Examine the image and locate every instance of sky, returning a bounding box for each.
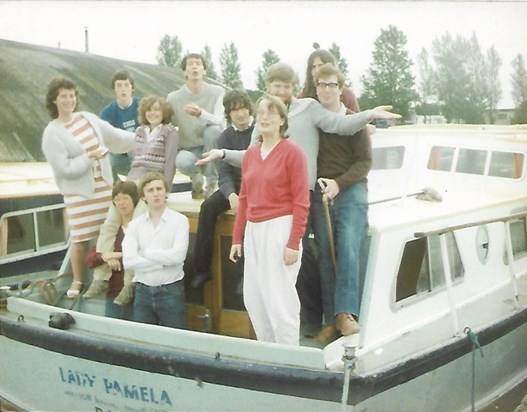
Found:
[0,0,526,108]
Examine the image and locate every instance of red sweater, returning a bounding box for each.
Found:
[233,139,310,250]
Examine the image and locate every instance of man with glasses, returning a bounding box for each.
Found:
[311,63,372,344]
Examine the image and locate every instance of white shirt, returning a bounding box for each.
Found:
[123,207,189,286]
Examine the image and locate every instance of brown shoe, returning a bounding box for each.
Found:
[336,313,360,336]
[315,324,339,345]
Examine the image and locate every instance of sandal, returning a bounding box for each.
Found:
[66,281,83,299]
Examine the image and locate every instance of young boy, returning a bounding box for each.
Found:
[167,53,225,199]
[100,69,140,180]
[122,172,189,328]
[191,89,254,288]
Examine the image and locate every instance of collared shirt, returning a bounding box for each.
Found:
[122,207,189,287]
[144,124,163,142]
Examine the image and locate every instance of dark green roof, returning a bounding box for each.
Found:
[0,38,191,161]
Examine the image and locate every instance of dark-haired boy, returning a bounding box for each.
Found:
[167,53,225,199]
[191,89,254,288]
[100,69,140,180]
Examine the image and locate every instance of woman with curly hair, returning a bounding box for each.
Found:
[42,76,135,298]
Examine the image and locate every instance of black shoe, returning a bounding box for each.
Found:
[191,273,211,288]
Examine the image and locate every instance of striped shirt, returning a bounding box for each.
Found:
[63,114,112,243]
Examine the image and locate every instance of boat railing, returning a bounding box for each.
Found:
[0,203,69,265]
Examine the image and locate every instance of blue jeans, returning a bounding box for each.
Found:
[311,184,368,324]
[105,297,134,321]
[110,153,132,181]
[175,126,221,184]
[134,281,186,329]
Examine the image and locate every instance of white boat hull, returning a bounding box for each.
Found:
[1,297,525,411]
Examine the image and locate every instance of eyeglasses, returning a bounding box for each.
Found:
[316,82,339,90]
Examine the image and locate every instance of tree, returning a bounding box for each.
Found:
[511,54,527,108]
[359,25,417,121]
[156,35,182,68]
[484,46,502,124]
[219,42,243,89]
[415,48,440,123]
[426,32,502,124]
[255,49,280,92]
[201,44,219,81]
[328,42,350,86]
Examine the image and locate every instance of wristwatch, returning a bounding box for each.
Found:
[221,149,226,159]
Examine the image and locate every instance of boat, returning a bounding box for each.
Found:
[1,124,526,411]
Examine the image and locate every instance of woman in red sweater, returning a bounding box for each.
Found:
[230,94,310,345]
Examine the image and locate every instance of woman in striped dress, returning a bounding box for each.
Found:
[42,77,135,298]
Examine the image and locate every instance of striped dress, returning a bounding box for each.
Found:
[63,114,113,243]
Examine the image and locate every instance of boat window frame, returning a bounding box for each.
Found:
[427,145,524,179]
[394,232,464,305]
[371,145,406,171]
[0,203,69,264]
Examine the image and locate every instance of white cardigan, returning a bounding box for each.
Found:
[42,111,135,198]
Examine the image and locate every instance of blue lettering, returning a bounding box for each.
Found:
[160,390,172,406]
[124,384,139,400]
[140,386,149,402]
[58,368,95,387]
[102,377,172,406]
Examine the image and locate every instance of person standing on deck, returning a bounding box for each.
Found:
[296,47,363,335]
[311,63,372,344]
[42,76,135,299]
[230,95,310,345]
[167,53,225,199]
[99,69,140,180]
[122,172,189,329]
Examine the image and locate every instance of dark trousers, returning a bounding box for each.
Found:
[194,190,230,276]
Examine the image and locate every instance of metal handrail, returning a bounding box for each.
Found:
[414,210,527,238]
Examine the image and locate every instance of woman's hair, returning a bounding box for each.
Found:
[45,76,79,119]
[138,96,173,126]
[314,63,346,89]
[255,94,289,138]
[223,89,253,122]
[139,172,169,197]
[112,180,140,207]
[111,69,135,89]
[301,49,337,100]
[265,62,295,85]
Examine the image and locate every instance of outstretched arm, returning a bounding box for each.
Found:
[365,105,401,121]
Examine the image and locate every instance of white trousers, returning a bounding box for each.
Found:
[243,215,302,345]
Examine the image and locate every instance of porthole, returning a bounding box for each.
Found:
[476,226,489,263]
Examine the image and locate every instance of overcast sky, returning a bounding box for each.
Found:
[0,1,526,108]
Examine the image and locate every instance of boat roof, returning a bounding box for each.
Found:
[0,162,59,199]
[368,186,527,235]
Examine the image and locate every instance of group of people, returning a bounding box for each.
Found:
[42,49,400,343]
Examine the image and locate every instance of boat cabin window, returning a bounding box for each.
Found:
[395,233,464,302]
[456,149,487,175]
[427,146,455,171]
[505,218,527,263]
[428,146,524,179]
[372,146,405,170]
[0,206,67,258]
